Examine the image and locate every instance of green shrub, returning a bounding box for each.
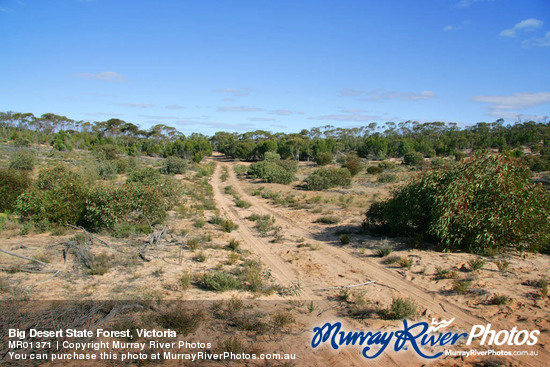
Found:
[227,239,240,251]
[221,219,238,233]
[434,267,458,280]
[277,159,298,173]
[379,297,418,320]
[377,173,398,183]
[398,256,413,269]
[494,259,509,273]
[84,181,176,230]
[374,244,392,257]
[247,161,295,184]
[235,199,251,208]
[453,280,472,294]
[304,167,351,190]
[9,149,37,171]
[468,257,485,272]
[343,155,363,176]
[160,156,187,174]
[156,306,204,335]
[489,294,510,305]
[127,167,162,184]
[200,271,240,292]
[114,158,130,174]
[367,166,383,175]
[16,165,87,228]
[383,255,401,265]
[339,234,350,244]
[364,154,550,254]
[378,161,396,170]
[264,151,280,161]
[97,161,117,180]
[0,168,31,212]
[97,144,120,161]
[403,151,424,166]
[314,151,333,166]
[314,216,339,224]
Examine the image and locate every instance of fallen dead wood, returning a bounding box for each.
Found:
[0,265,58,274]
[66,224,111,248]
[314,280,376,291]
[0,248,48,266]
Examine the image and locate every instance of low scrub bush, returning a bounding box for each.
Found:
[0,168,31,212]
[374,244,392,257]
[314,216,339,224]
[364,154,550,254]
[377,173,398,183]
[489,294,510,305]
[221,219,238,233]
[379,297,418,320]
[160,156,187,174]
[468,257,485,272]
[16,165,87,228]
[97,161,117,180]
[9,149,37,171]
[343,155,363,176]
[314,151,333,166]
[366,166,383,175]
[340,234,350,244]
[453,279,472,294]
[247,161,295,184]
[403,151,424,166]
[157,306,204,335]
[304,167,351,190]
[200,271,240,292]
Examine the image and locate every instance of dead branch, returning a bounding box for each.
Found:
[66,224,110,248]
[0,265,58,274]
[314,280,376,291]
[0,248,48,266]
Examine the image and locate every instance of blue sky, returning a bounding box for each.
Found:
[1,0,549,135]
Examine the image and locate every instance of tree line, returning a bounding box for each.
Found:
[1,112,550,170]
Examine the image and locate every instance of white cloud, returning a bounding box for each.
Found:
[0,6,13,12]
[249,117,276,122]
[340,108,368,113]
[472,92,550,120]
[500,18,543,38]
[165,104,185,109]
[269,110,296,116]
[472,92,550,110]
[522,31,550,48]
[214,88,252,97]
[114,102,154,108]
[138,115,178,119]
[308,114,382,122]
[444,25,459,32]
[365,90,436,101]
[339,88,364,97]
[75,71,127,82]
[84,112,123,117]
[455,0,496,9]
[218,106,263,112]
